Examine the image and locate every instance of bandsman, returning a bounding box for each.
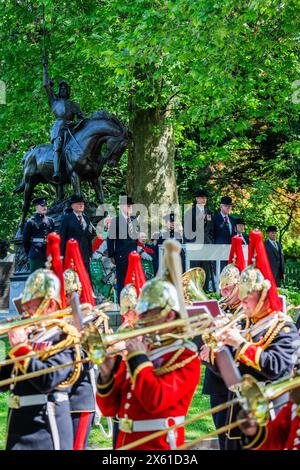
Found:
[0,268,81,450]
[96,277,201,450]
[200,235,245,450]
[219,230,298,449]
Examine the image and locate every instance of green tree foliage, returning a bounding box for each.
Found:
[0,0,299,255]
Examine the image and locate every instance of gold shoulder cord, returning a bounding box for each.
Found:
[261,321,286,350]
[246,318,283,346]
[154,349,198,376]
[39,320,82,389]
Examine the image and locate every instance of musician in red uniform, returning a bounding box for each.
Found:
[96,277,201,450]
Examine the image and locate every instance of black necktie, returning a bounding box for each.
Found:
[77,215,83,227]
[224,215,230,233]
[127,217,133,237]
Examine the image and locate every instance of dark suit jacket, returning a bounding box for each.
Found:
[234,232,249,245]
[107,215,139,266]
[183,205,214,244]
[213,212,236,244]
[59,211,95,267]
[265,239,285,286]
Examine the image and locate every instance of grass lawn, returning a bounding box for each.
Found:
[0,366,214,450]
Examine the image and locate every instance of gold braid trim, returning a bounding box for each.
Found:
[246,318,285,348]
[261,321,286,351]
[56,342,82,390]
[38,320,81,360]
[39,320,82,390]
[154,352,198,376]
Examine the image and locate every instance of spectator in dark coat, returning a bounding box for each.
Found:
[184,189,215,291]
[107,196,139,302]
[213,196,236,272]
[265,225,285,287]
[234,217,249,245]
[213,196,236,244]
[59,194,95,277]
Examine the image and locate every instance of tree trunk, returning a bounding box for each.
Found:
[127,106,178,209]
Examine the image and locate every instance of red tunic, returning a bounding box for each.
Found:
[96,344,200,450]
[244,401,300,450]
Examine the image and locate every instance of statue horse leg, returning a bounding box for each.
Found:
[55,183,65,201]
[91,176,104,204]
[70,170,81,195]
[20,181,36,231]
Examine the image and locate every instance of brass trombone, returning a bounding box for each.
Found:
[82,311,213,365]
[0,301,112,369]
[202,310,246,350]
[0,307,73,337]
[118,372,300,450]
[0,311,213,388]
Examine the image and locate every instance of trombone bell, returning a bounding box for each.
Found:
[240,373,300,426]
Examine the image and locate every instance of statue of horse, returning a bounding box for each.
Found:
[13,111,129,229]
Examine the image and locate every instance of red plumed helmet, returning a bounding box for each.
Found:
[247,229,281,311]
[228,235,246,272]
[124,251,146,296]
[64,239,95,305]
[46,232,67,309]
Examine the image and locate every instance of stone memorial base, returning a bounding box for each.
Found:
[9,273,29,315]
[0,260,14,313]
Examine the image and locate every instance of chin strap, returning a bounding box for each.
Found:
[250,287,269,320]
[32,298,51,318]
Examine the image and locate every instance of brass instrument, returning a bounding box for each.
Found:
[240,373,300,426]
[0,311,213,387]
[182,267,207,304]
[182,266,246,350]
[82,311,213,365]
[118,372,300,450]
[0,300,112,336]
[202,310,246,350]
[0,300,112,368]
[0,307,73,337]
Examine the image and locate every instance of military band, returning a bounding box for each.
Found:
[1,228,300,451]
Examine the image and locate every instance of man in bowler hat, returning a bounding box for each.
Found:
[234,217,249,245]
[107,195,139,302]
[184,189,214,291]
[59,194,96,277]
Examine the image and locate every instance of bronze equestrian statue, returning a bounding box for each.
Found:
[14,109,128,229]
[13,61,129,230]
[42,57,84,183]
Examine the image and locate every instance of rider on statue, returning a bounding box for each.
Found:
[42,57,84,183]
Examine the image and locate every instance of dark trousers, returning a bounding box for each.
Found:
[112,418,119,449]
[116,261,128,302]
[210,394,229,450]
[29,258,46,273]
[71,411,94,450]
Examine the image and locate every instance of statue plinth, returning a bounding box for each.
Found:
[9,232,30,315]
